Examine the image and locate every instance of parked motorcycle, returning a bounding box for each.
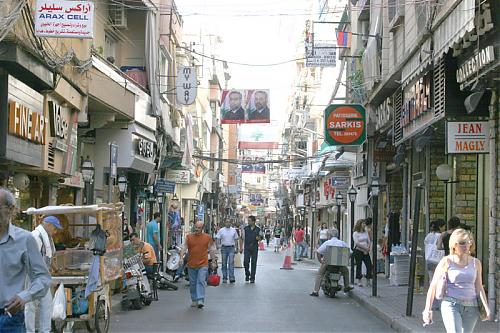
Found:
[122,254,153,310]
[321,265,344,298]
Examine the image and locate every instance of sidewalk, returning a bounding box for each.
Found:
[350,275,499,333]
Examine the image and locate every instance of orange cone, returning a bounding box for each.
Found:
[280,241,294,270]
[259,241,265,251]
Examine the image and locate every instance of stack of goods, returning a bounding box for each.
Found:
[389,253,410,286]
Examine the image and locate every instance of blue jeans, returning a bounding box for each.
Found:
[0,311,26,333]
[294,241,306,260]
[187,266,208,302]
[221,246,235,281]
[441,300,479,333]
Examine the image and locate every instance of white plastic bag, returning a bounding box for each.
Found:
[52,283,67,320]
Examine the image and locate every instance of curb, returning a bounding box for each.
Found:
[350,290,421,333]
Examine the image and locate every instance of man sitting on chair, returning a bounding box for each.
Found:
[131,232,157,275]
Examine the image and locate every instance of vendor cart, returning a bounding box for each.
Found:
[25,204,123,333]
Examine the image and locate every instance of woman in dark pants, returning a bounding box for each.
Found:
[352,219,372,287]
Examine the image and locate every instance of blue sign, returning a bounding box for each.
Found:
[155,178,176,194]
[197,203,205,221]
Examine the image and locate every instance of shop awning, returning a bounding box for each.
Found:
[433,0,475,60]
[401,39,432,86]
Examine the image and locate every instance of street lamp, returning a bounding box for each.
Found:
[335,192,343,238]
[118,176,127,202]
[347,185,357,284]
[370,177,380,297]
[81,156,94,205]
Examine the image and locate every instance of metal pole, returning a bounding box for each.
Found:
[350,201,355,284]
[372,193,378,297]
[336,204,341,239]
[406,184,423,316]
[310,208,315,259]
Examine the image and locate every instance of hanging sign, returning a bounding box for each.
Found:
[166,169,190,184]
[176,65,197,105]
[34,0,94,39]
[324,104,366,146]
[447,121,489,154]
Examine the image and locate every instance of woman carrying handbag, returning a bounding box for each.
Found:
[423,229,491,332]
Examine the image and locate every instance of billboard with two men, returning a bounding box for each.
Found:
[221,89,270,124]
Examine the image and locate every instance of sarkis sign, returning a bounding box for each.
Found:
[324,104,366,146]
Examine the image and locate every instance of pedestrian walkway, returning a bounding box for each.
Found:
[110,248,393,332]
[350,274,499,333]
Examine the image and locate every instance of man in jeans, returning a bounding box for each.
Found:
[294,226,306,261]
[0,189,51,332]
[215,219,239,283]
[179,220,217,308]
[240,216,262,283]
[25,216,62,333]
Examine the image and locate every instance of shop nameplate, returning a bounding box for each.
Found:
[48,101,69,140]
[456,46,495,85]
[324,104,367,146]
[52,138,68,152]
[136,138,155,158]
[166,170,190,184]
[375,97,393,131]
[8,101,47,145]
[176,65,197,105]
[155,178,176,193]
[400,72,433,140]
[447,121,489,154]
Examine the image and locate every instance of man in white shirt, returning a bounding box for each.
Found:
[215,219,239,283]
[310,228,353,296]
[25,215,62,333]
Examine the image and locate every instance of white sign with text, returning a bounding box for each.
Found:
[447,121,489,154]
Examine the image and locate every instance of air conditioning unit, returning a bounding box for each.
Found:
[109,3,127,29]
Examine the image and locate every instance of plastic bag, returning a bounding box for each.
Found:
[52,283,66,320]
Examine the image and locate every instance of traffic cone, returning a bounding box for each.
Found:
[259,241,265,251]
[280,241,294,270]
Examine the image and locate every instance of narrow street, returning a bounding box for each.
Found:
[110,249,393,332]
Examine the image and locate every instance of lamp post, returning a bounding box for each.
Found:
[118,176,127,243]
[335,192,343,238]
[81,156,95,205]
[347,185,357,284]
[370,177,380,297]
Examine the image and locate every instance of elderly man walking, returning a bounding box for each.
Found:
[25,215,62,333]
[0,189,52,332]
[179,220,218,308]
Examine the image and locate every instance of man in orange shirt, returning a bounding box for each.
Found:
[179,220,218,308]
[130,233,157,275]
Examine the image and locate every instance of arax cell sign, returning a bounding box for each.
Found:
[324,104,366,146]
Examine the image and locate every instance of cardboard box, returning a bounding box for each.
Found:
[324,246,350,266]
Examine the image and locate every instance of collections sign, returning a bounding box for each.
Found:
[447,121,489,154]
[166,170,190,184]
[324,104,366,146]
[8,101,47,145]
[34,0,94,39]
[456,46,495,85]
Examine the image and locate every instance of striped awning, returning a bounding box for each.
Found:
[434,0,475,60]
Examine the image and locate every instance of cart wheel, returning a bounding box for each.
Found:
[94,300,110,333]
[52,319,66,333]
[131,298,142,310]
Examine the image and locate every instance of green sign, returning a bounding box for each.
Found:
[324,104,367,146]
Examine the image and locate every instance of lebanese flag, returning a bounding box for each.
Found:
[337,31,351,47]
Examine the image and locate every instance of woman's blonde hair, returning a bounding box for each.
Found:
[449,228,475,255]
[353,219,365,233]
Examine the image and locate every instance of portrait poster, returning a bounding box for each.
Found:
[221,89,270,124]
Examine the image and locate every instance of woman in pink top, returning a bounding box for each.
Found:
[423,229,491,332]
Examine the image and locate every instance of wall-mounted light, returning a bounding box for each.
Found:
[436,164,459,183]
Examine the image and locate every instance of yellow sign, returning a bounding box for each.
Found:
[8,100,47,145]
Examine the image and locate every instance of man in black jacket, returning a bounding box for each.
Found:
[240,216,262,283]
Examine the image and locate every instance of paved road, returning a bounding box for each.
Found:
[110,247,394,332]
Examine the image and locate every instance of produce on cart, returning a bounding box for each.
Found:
[25,204,123,333]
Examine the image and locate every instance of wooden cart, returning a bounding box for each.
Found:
[25,204,123,333]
